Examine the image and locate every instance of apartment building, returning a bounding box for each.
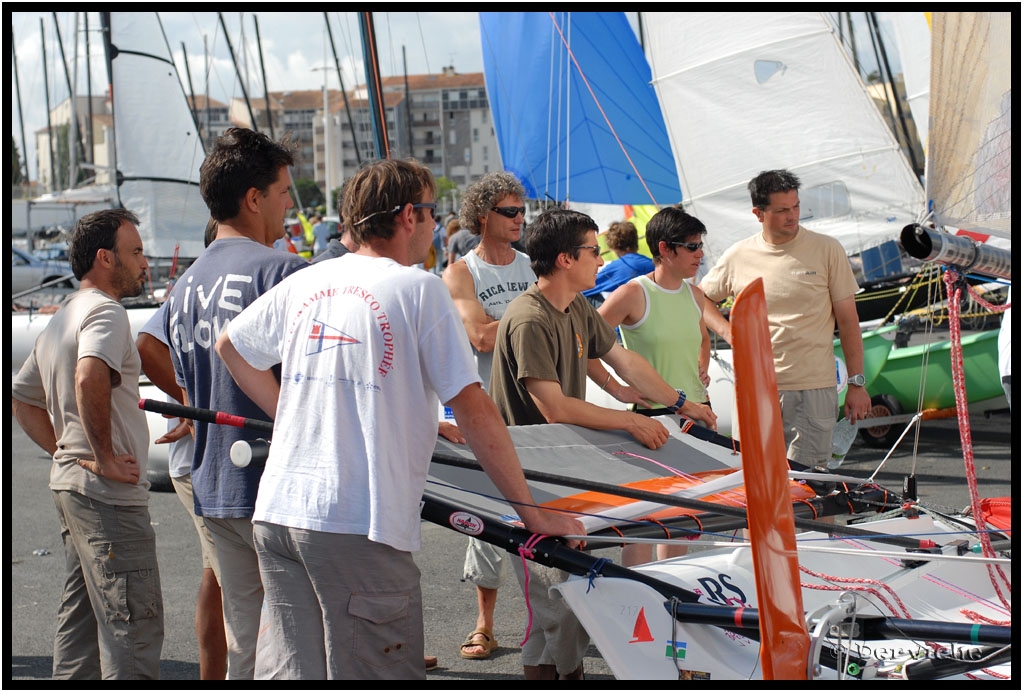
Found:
[233,67,499,212]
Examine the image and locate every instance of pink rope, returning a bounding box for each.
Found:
[517,533,548,647]
[943,270,1013,610]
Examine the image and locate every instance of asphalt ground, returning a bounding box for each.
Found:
[8,407,1013,682]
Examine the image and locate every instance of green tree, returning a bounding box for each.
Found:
[292,177,323,211]
[435,176,459,213]
[12,136,25,185]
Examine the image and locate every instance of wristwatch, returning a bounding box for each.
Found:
[667,389,687,413]
[847,374,866,387]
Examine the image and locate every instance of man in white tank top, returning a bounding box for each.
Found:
[442,172,535,662]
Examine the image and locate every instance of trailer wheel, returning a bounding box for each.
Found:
[860,394,904,448]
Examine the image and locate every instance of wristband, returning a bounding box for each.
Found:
[602,372,612,390]
[667,388,686,413]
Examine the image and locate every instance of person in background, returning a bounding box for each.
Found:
[311,213,332,257]
[137,219,227,680]
[214,158,585,680]
[12,208,163,679]
[582,220,654,308]
[447,219,482,267]
[700,169,871,467]
[430,213,447,275]
[590,207,713,566]
[490,209,716,680]
[442,172,535,662]
[311,219,357,264]
[163,127,310,679]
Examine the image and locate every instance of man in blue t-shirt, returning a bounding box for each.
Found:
[164,128,309,680]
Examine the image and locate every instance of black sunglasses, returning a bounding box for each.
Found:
[572,245,602,258]
[668,240,703,252]
[492,206,526,219]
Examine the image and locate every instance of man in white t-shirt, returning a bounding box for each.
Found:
[214,158,585,680]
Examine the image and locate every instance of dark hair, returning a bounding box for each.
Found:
[646,207,706,261]
[460,171,525,235]
[523,209,598,277]
[204,218,218,248]
[605,220,639,254]
[200,127,296,221]
[68,208,140,279]
[341,159,436,246]
[748,169,801,209]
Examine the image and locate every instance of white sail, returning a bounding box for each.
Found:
[888,12,932,154]
[106,12,209,259]
[642,12,926,266]
[925,12,1012,240]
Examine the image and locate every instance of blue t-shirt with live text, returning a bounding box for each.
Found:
[165,237,308,518]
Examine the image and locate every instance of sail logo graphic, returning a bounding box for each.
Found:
[629,607,655,643]
[307,319,360,356]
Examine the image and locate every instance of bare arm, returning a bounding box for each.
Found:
[447,383,586,544]
[443,260,499,353]
[12,399,58,456]
[75,356,140,484]
[524,377,670,450]
[601,344,717,430]
[586,358,647,406]
[590,282,653,405]
[214,332,281,420]
[137,332,182,402]
[692,284,711,389]
[834,295,872,422]
[701,294,732,344]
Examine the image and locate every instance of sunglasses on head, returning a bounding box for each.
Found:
[668,240,703,252]
[492,206,526,219]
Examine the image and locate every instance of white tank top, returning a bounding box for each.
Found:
[462,249,536,388]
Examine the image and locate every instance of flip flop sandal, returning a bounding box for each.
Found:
[459,628,498,660]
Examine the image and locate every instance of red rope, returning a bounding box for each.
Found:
[517,533,548,647]
[943,270,1012,609]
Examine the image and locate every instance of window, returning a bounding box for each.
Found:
[473,128,479,143]
[800,181,851,220]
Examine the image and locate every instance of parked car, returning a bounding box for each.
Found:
[11,247,79,295]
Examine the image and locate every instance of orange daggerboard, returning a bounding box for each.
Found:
[731,277,810,679]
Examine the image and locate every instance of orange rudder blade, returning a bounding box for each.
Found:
[731,278,810,679]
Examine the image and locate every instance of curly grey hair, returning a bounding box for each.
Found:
[459,171,525,235]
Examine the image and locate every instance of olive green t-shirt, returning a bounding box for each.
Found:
[490,283,617,425]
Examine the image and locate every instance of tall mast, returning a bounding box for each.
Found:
[217,13,258,130]
[84,13,94,167]
[41,18,57,192]
[52,12,87,183]
[359,12,389,160]
[252,14,274,139]
[324,12,361,166]
[12,25,30,183]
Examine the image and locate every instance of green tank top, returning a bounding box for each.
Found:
[620,275,708,403]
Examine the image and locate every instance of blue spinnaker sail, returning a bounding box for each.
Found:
[480,12,681,206]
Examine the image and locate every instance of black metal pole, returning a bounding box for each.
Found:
[324,12,361,166]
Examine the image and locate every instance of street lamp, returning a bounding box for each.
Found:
[313,63,333,217]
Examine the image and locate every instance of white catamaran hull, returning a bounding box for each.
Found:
[554,512,1010,680]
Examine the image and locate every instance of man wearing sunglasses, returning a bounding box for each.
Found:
[442,172,537,663]
[490,209,717,680]
[700,169,871,469]
[215,159,585,679]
